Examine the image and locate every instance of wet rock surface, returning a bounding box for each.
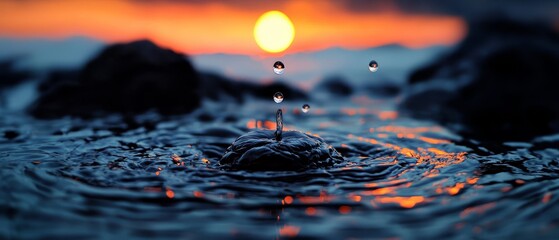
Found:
[400,18,559,141]
[30,40,201,118]
[220,130,344,171]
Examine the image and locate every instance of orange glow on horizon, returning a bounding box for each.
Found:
[0,0,466,55]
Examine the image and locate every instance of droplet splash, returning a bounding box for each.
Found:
[368,60,379,72]
[301,104,310,113]
[275,109,283,141]
[273,61,285,75]
[273,92,284,103]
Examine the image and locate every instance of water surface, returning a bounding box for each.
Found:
[1,96,558,239]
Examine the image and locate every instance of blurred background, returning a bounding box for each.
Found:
[0,0,467,88]
[2,0,559,140]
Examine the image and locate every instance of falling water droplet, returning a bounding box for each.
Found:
[368,60,379,72]
[273,92,284,103]
[301,104,310,113]
[273,61,285,75]
[275,109,283,141]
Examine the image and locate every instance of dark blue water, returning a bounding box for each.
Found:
[1,96,559,239]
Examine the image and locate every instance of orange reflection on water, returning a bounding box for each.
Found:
[418,136,451,144]
[364,179,408,188]
[246,119,291,131]
[283,196,294,205]
[466,177,479,185]
[460,202,496,218]
[434,176,479,196]
[349,195,362,202]
[297,192,335,204]
[305,207,317,216]
[416,147,467,169]
[542,193,552,203]
[279,225,300,238]
[339,206,352,214]
[246,120,275,130]
[379,111,398,120]
[361,187,396,196]
[375,126,444,134]
[373,196,425,208]
[166,188,175,198]
[193,191,204,198]
[340,108,398,120]
[447,183,465,195]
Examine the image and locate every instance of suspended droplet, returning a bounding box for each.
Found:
[368,60,379,72]
[273,61,285,75]
[273,92,284,103]
[301,104,310,113]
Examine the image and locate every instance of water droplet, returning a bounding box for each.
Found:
[301,104,310,113]
[273,92,284,103]
[273,61,285,75]
[368,60,379,72]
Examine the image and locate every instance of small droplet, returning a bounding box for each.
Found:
[273,61,285,75]
[301,104,310,113]
[368,60,379,72]
[273,92,284,103]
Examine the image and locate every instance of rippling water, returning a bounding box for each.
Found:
[1,96,559,239]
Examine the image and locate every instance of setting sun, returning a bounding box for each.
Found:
[254,11,295,53]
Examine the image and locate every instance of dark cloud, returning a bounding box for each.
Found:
[343,0,559,22]
[126,0,559,23]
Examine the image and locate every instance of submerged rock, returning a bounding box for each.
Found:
[30,40,200,118]
[400,18,559,141]
[220,130,343,171]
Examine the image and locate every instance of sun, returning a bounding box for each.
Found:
[254,11,295,53]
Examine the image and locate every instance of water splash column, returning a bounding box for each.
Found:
[275,109,283,141]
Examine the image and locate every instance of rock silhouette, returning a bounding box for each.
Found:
[30,40,200,118]
[400,18,559,141]
[30,40,308,118]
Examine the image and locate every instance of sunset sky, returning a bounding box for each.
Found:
[0,0,467,56]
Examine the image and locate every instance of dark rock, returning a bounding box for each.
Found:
[199,73,245,103]
[0,58,32,89]
[30,40,200,118]
[220,130,343,171]
[313,76,353,97]
[37,69,80,93]
[3,130,19,140]
[400,18,559,141]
